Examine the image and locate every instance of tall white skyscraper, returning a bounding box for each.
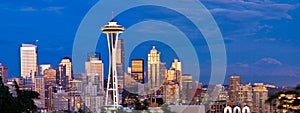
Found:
[148,46,162,92]
[20,44,38,83]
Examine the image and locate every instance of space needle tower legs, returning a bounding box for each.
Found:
[101,20,125,109]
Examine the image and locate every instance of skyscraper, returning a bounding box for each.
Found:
[35,76,45,108]
[0,63,8,84]
[130,59,144,83]
[238,83,253,109]
[84,73,104,113]
[20,44,38,83]
[40,64,52,75]
[253,83,268,113]
[171,59,182,88]
[229,75,241,106]
[60,57,73,81]
[116,39,125,105]
[182,74,192,104]
[69,80,82,111]
[44,69,56,87]
[44,69,56,111]
[85,52,104,90]
[148,46,162,92]
[56,65,68,90]
[84,52,105,112]
[116,39,125,77]
[53,87,70,111]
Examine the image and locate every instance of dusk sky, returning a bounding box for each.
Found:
[0,0,299,86]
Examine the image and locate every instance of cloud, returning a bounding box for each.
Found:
[18,6,64,12]
[254,38,276,42]
[20,7,38,12]
[227,60,300,79]
[200,0,299,39]
[42,7,64,12]
[255,57,282,65]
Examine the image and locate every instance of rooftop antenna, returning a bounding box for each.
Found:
[35,40,39,46]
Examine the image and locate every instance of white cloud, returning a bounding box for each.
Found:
[42,7,64,12]
[20,7,37,12]
[255,57,282,65]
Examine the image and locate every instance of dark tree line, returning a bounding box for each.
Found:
[266,84,300,113]
[0,76,40,113]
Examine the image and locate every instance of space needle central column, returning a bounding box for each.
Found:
[101,20,125,108]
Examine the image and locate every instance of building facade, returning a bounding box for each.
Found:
[85,52,104,91]
[39,64,52,75]
[229,75,241,106]
[0,63,8,84]
[130,59,144,83]
[20,44,38,83]
[56,65,68,90]
[35,76,45,108]
[53,88,70,111]
[84,73,104,113]
[253,83,268,113]
[60,57,73,82]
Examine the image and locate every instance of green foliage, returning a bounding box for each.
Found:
[0,76,40,113]
[78,108,85,113]
[132,96,149,113]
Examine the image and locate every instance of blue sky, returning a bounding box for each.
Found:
[0,0,299,86]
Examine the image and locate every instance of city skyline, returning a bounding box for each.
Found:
[0,0,299,86]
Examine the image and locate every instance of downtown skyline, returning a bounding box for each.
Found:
[0,0,300,86]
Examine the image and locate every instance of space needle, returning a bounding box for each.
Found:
[101,19,125,109]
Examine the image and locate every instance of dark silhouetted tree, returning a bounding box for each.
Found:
[0,76,40,113]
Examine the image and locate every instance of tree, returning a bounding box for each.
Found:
[0,76,40,113]
[132,96,149,113]
[0,76,19,113]
[14,81,40,113]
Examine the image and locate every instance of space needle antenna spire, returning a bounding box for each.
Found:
[101,16,125,109]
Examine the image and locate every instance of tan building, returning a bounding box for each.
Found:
[69,80,82,111]
[44,69,56,111]
[44,69,56,86]
[0,63,8,84]
[20,44,37,83]
[148,46,161,92]
[237,83,253,109]
[171,59,182,85]
[34,76,45,108]
[229,75,241,106]
[60,57,72,81]
[130,59,144,83]
[85,52,104,90]
[253,83,268,113]
[181,74,193,104]
[39,64,52,75]
[163,82,180,105]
